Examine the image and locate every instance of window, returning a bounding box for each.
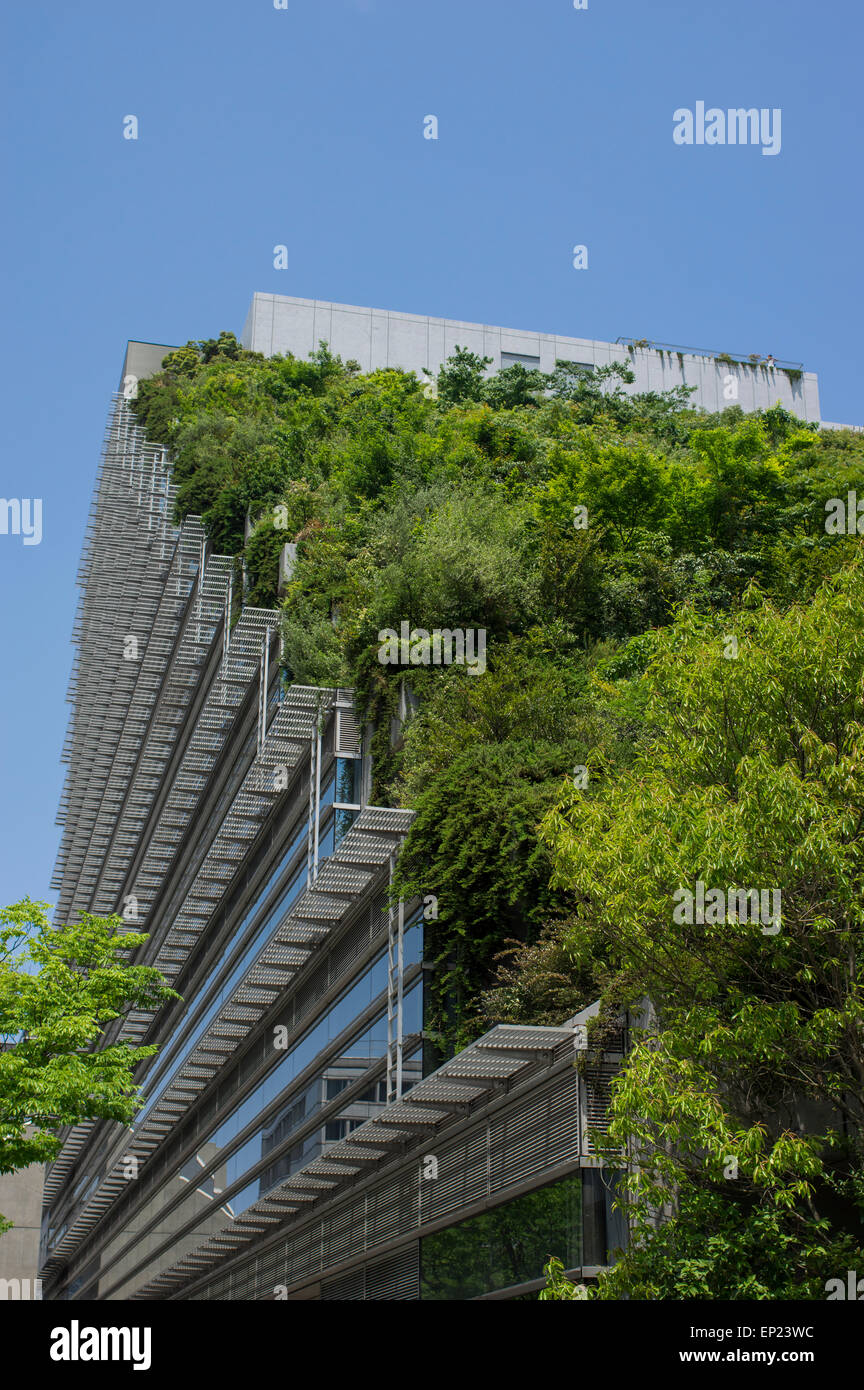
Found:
[500,351,541,369]
[335,758,360,804]
[582,1168,628,1267]
[420,1174,582,1300]
[334,807,358,845]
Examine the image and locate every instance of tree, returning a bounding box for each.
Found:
[538,1257,590,1300]
[436,346,493,405]
[393,738,589,1056]
[483,362,547,410]
[0,900,177,1231]
[538,566,864,1297]
[546,358,635,402]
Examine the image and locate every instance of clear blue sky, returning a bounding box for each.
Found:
[0,0,861,913]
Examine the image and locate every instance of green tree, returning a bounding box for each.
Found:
[482,362,547,410]
[538,1257,590,1300]
[546,358,635,403]
[0,900,177,1231]
[436,346,493,405]
[538,566,864,1297]
[393,738,590,1055]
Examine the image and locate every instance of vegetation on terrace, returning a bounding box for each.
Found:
[130,331,864,1298]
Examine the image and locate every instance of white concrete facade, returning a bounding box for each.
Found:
[242,292,822,421]
[0,1159,44,1296]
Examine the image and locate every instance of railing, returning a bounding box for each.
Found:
[616,337,804,372]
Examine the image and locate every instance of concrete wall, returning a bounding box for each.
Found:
[242,292,821,421]
[0,1162,45,1298]
[119,341,179,391]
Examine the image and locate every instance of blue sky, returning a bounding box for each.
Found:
[0,0,861,912]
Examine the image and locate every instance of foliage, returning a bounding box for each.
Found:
[538,1257,591,1300]
[535,569,864,1297]
[128,332,864,1293]
[0,900,177,1228]
[393,738,582,1056]
[130,336,864,682]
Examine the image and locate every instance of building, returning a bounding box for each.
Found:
[39,340,627,1301]
[243,291,823,421]
[0,1137,44,1300]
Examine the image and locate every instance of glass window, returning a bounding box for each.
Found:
[500,352,541,368]
[582,1168,627,1267]
[335,758,360,804]
[420,1174,582,1300]
[137,806,341,1126]
[319,770,336,808]
[94,920,425,1296]
[138,818,311,1112]
[317,816,335,860]
[334,807,358,844]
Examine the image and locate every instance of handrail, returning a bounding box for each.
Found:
[616,337,804,372]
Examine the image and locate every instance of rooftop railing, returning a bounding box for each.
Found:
[616,337,804,372]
